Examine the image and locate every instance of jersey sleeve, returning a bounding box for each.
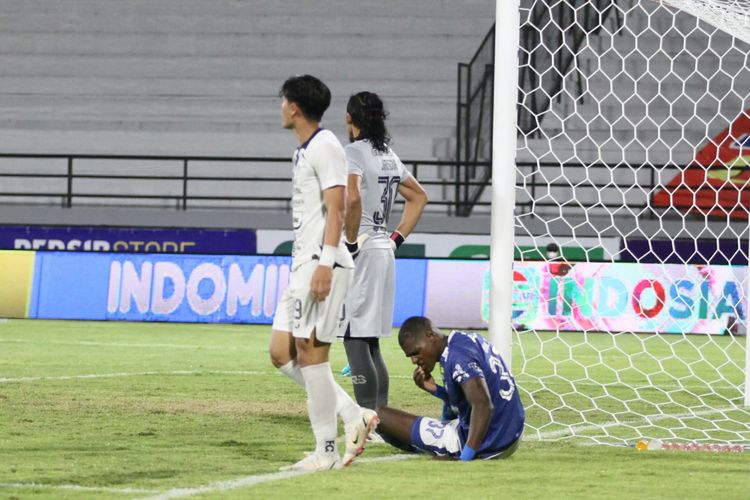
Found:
[345,144,365,177]
[394,152,413,181]
[448,344,485,386]
[311,135,348,190]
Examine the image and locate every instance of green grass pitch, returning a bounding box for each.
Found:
[1,319,749,499]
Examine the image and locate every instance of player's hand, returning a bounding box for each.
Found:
[344,234,369,260]
[310,265,333,302]
[413,366,438,394]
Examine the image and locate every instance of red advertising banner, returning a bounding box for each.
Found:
[652,108,750,219]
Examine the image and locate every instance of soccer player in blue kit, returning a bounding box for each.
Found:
[375,316,525,460]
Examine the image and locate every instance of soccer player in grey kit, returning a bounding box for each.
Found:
[341,91,428,412]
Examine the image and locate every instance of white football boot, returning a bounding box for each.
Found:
[342,408,379,467]
[279,452,342,472]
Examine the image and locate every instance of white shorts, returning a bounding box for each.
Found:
[411,417,462,457]
[342,248,395,338]
[272,260,352,343]
[410,416,522,459]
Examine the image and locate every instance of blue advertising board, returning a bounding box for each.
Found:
[0,225,256,254]
[30,252,425,325]
[620,238,749,265]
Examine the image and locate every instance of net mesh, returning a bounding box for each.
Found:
[513,0,750,445]
[660,0,750,45]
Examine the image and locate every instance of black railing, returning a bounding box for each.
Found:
[0,152,699,219]
[0,153,474,214]
[456,25,495,217]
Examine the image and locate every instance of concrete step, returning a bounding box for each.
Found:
[0,94,457,120]
[2,0,494,24]
[0,32,485,60]
[0,128,437,159]
[0,10,494,37]
[0,54,460,81]
[0,76,457,99]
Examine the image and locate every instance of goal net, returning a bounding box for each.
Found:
[504,0,750,446]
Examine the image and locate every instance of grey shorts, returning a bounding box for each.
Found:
[341,247,395,339]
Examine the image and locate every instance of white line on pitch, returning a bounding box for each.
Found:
[528,406,744,440]
[136,454,417,500]
[0,338,253,350]
[0,482,159,495]
[0,370,268,383]
[0,368,741,394]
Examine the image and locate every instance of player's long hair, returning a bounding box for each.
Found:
[347,91,391,153]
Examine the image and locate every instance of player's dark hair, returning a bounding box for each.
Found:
[279,75,331,122]
[398,316,432,346]
[347,91,391,153]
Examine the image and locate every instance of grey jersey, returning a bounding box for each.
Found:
[344,140,413,250]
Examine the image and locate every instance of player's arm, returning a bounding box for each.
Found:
[412,366,449,400]
[311,185,345,302]
[344,174,363,255]
[460,376,494,461]
[390,176,428,249]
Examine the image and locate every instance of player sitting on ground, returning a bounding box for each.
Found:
[374,316,525,460]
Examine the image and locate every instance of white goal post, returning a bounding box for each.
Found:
[492,0,750,445]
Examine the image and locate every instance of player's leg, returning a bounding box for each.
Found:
[283,265,375,471]
[294,334,375,469]
[373,405,419,451]
[316,266,377,466]
[376,406,461,458]
[288,331,341,470]
[370,338,389,407]
[373,248,395,408]
[269,329,305,384]
[269,286,304,380]
[343,334,379,409]
[270,272,360,424]
[343,248,391,409]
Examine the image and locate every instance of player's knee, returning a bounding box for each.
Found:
[268,345,291,368]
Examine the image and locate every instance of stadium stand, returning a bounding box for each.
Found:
[0,0,496,232]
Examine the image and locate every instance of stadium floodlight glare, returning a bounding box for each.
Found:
[491,0,750,445]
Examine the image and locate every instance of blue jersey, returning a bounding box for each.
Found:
[440,331,525,457]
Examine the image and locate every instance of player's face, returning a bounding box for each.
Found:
[401,334,438,374]
[280,97,294,129]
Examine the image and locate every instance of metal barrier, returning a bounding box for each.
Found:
[0,153,480,215]
[0,152,684,219]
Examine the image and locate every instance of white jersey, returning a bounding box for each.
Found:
[344,140,413,250]
[291,128,354,271]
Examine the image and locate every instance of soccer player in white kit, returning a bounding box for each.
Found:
[341,91,428,412]
[268,75,378,471]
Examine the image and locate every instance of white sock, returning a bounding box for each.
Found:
[300,362,339,457]
[278,359,305,386]
[335,384,362,427]
[278,360,361,426]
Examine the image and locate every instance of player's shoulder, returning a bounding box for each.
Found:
[306,129,344,154]
[448,330,483,348]
[344,139,367,151]
[385,145,401,161]
[446,331,487,360]
[344,139,373,158]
